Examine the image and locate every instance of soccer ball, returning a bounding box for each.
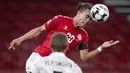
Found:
[90,4,109,22]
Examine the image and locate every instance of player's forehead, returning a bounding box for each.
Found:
[84,9,90,15]
[82,9,90,15]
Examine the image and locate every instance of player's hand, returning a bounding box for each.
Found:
[8,38,23,50]
[100,40,120,49]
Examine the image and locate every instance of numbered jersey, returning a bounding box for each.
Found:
[35,15,88,56]
[29,53,82,73]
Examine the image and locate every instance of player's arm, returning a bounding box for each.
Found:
[18,25,46,41]
[9,15,61,50]
[8,25,46,50]
[79,40,120,62]
[17,25,46,41]
[79,46,99,62]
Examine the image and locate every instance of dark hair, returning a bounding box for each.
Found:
[77,2,93,12]
[50,32,68,52]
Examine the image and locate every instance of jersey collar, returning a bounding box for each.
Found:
[49,52,66,57]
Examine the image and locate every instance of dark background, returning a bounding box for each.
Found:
[0,0,130,73]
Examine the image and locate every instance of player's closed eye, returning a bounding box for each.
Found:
[85,15,91,21]
[85,15,90,18]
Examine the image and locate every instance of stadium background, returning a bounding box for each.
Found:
[0,0,130,73]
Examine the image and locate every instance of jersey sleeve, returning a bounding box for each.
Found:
[27,63,40,73]
[78,30,89,50]
[81,31,89,43]
[43,15,61,31]
[72,63,82,73]
[67,59,82,73]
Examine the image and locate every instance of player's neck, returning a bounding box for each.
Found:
[73,16,82,29]
[73,16,78,27]
[52,50,64,53]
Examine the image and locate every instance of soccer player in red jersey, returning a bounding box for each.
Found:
[8,2,119,72]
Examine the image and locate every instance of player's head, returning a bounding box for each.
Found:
[74,2,93,28]
[50,32,68,52]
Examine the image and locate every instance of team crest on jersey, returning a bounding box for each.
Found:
[77,34,82,41]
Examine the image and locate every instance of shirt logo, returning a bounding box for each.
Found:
[77,34,82,41]
[64,26,68,30]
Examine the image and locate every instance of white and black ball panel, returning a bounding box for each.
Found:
[90,4,109,22]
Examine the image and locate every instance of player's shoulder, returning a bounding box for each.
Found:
[54,15,72,20]
[66,57,76,65]
[80,28,88,36]
[67,58,82,72]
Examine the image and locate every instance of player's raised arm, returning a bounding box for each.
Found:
[80,40,120,62]
[8,15,61,50]
[8,25,46,50]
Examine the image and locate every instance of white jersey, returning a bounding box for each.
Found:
[29,52,82,73]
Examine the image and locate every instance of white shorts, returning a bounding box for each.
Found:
[25,52,42,73]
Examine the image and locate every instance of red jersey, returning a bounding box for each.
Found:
[35,15,89,56]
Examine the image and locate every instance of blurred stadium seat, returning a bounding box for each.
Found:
[0,0,130,73]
